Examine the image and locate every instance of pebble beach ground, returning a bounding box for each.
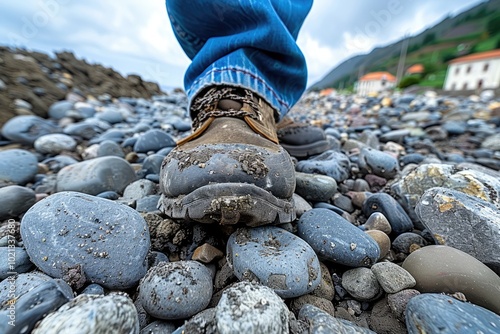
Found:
[1,74,500,333]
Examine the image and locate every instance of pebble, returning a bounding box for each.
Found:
[296,150,351,183]
[402,245,500,314]
[362,212,392,234]
[358,147,399,179]
[289,294,335,316]
[392,232,427,254]
[141,321,177,334]
[227,226,321,298]
[192,243,224,264]
[21,191,150,289]
[342,267,381,301]
[32,293,139,333]
[294,172,337,202]
[298,304,376,333]
[34,133,77,154]
[97,139,125,158]
[416,187,500,274]
[0,280,71,334]
[81,283,105,295]
[1,115,61,145]
[406,293,500,334]
[56,156,137,195]
[0,185,36,219]
[48,100,74,119]
[371,262,416,293]
[134,129,176,153]
[215,282,289,334]
[138,261,212,320]
[362,193,413,235]
[123,179,158,201]
[387,289,420,322]
[0,247,32,279]
[0,149,39,185]
[297,208,380,267]
[96,108,125,124]
[365,230,391,258]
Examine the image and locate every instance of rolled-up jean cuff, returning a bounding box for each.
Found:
[186,66,290,120]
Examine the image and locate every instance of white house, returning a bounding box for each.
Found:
[356,72,396,96]
[444,49,500,91]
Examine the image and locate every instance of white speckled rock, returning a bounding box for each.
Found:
[215,281,289,334]
[32,293,139,334]
[34,134,77,154]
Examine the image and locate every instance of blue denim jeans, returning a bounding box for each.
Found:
[166,0,313,119]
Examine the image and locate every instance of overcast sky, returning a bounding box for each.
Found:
[1,0,484,90]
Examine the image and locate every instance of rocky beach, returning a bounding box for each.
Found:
[0,47,500,333]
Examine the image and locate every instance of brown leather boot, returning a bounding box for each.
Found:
[160,86,296,226]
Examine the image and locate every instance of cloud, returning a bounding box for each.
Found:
[0,0,486,90]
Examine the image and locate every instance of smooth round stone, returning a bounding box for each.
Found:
[379,129,410,143]
[0,272,59,304]
[97,109,125,124]
[96,191,119,200]
[63,122,103,140]
[296,150,351,183]
[332,194,354,213]
[0,247,32,279]
[73,102,96,119]
[358,147,398,179]
[32,293,139,333]
[140,321,177,334]
[0,149,39,185]
[312,262,335,300]
[342,267,381,301]
[442,121,467,135]
[289,294,335,317]
[402,245,500,314]
[295,172,337,202]
[406,294,500,334]
[215,282,289,334]
[34,133,77,154]
[97,140,125,158]
[392,233,427,254]
[362,193,413,235]
[227,226,321,298]
[1,115,60,145]
[21,192,150,289]
[299,304,375,333]
[136,195,161,213]
[138,261,213,320]
[297,209,380,267]
[363,212,391,234]
[416,187,500,274]
[365,230,390,258]
[292,193,312,218]
[123,179,158,201]
[0,280,71,334]
[371,262,416,294]
[134,129,176,153]
[42,155,78,173]
[142,154,165,175]
[48,100,74,119]
[399,153,425,167]
[56,156,137,195]
[482,133,500,151]
[81,283,105,295]
[0,185,36,220]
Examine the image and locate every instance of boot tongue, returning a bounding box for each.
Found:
[218,99,243,111]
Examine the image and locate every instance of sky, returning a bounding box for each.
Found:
[1,0,485,90]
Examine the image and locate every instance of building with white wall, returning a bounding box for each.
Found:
[356,72,396,96]
[444,49,500,91]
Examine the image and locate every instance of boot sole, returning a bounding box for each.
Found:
[280,139,332,158]
[161,183,295,226]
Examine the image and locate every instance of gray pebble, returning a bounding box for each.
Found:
[298,304,375,333]
[34,133,77,154]
[0,149,39,185]
[48,100,74,119]
[140,320,177,334]
[342,267,381,301]
[215,281,289,334]
[371,262,416,293]
[97,140,125,158]
[138,261,213,320]
[0,185,36,220]
[123,179,159,201]
[56,156,136,195]
[81,283,105,295]
[1,115,60,145]
[134,129,176,153]
[295,172,337,202]
[358,147,398,179]
[0,247,32,279]
[387,289,420,322]
[227,226,321,298]
[21,191,150,289]
[296,150,351,183]
[297,209,380,267]
[392,233,427,254]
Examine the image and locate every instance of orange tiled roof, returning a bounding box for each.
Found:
[359,71,396,82]
[406,64,424,74]
[449,49,500,64]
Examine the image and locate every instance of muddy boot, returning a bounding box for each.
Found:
[277,117,333,158]
[160,86,296,226]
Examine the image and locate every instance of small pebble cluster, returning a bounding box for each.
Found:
[0,73,500,333]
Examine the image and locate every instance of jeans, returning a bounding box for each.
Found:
[166,0,313,119]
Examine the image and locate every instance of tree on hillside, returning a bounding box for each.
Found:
[487,15,500,35]
[422,33,436,45]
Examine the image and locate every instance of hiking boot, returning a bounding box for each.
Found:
[159,86,296,226]
[277,117,333,158]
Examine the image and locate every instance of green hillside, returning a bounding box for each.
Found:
[311,0,500,91]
